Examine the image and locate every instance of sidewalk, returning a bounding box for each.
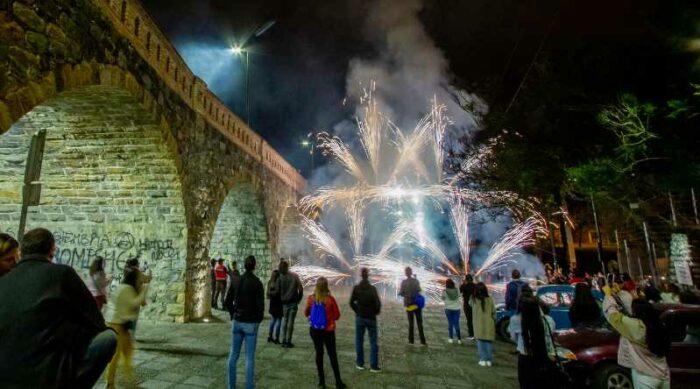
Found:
[100,291,519,388]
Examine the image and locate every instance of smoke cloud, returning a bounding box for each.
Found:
[345,0,484,136]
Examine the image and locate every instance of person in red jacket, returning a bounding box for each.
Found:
[213,258,229,309]
[304,277,347,389]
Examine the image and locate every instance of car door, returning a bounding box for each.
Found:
[664,309,700,387]
[539,290,572,329]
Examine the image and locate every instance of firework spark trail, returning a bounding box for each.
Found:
[450,198,470,274]
[430,97,449,182]
[355,254,446,302]
[317,133,368,185]
[346,201,365,255]
[357,87,387,180]
[301,216,353,270]
[291,265,351,287]
[474,217,547,277]
[390,113,433,180]
[379,219,460,275]
[299,187,364,214]
[378,220,412,257]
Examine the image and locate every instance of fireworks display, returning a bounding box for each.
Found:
[291,265,351,287]
[294,87,546,299]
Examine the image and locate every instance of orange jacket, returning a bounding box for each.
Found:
[304,294,340,332]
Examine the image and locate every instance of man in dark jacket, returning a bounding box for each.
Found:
[350,267,382,372]
[459,274,475,339]
[505,269,528,311]
[224,255,264,389]
[399,266,426,345]
[0,228,117,388]
[276,259,303,348]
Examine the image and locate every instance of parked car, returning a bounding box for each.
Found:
[554,303,700,389]
[495,284,604,340]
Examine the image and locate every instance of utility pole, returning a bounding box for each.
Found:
[591,195,606,278]
[18,129,47,238]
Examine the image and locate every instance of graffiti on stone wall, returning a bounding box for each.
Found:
[52,230,182,273]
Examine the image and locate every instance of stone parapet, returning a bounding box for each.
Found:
[90,0,306,194]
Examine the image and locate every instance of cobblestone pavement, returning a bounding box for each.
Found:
[99,288,519,389]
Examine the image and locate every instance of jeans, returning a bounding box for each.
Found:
[281,303,298,343]
[228,321,259,389]
[631,369,670,389]
[407,308,426,344]
[476,339,493,362]
[75,328,117,387]
[268,316,281,339]
[463,302,474,337]
[445,309,461,340]
[310,328,342,386]
[106,324,133,386]
[355,316,379,369]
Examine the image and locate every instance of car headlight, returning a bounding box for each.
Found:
[555,346,577,361]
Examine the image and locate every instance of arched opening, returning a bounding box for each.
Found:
[278,203,304,264]
[210,183,271,280]
[0,85,187,321]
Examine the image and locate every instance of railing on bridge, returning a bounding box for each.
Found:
[92,0,307,194]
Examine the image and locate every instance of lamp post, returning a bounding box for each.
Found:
[229,20,276,128]
[301,135,315,174]
[231,46,250,126]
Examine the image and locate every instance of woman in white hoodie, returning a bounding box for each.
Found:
[104,268,149,388]
[603,286,671,389]
[442,279,463,344]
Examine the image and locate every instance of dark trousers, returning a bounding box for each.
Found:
[310,328,342,386]
[214,280,227,308]
[464,302,474,337]
[517,354,558,389]
[407,309,426,344]
[355,316,379,369]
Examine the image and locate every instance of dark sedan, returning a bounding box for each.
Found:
[554,304,700,389]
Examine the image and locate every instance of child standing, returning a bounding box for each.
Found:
[442,279,462,344]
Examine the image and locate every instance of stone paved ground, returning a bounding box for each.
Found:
[99,288,519,389]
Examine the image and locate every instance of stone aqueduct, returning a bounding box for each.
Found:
[0,0,306,321]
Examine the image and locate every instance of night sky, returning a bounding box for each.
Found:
[141,0,699,176]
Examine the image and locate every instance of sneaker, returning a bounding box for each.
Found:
[281,342,289,348]
[273,338,280,344]
[467,336,475,341]
[478,361,486,367]
[420,342,428,346]
[447,338,454,344]
[287,342,295,348]
[369,368,382,373]
[356,365,365,370]
[486,361,492,367]
[457,339,463,345]
[267,336,273,343]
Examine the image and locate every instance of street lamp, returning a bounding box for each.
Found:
[301,133,315,173]
[230,46,250,125]
[229,20,276,127]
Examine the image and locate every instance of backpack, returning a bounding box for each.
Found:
[309,300,327,330]
[414,294,426,309]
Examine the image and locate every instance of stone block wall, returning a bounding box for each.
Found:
[0,86,187,321]
[210,183,271,281]
[0,0,305,321]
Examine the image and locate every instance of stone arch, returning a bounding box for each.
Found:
[0,80,188,321]
[210,180,272,281]
[278,203,304,264]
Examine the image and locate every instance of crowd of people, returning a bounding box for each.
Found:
[0,228,154,388]
[1,227,698,389]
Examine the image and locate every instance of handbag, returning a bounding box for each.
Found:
[543,318,574,388]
